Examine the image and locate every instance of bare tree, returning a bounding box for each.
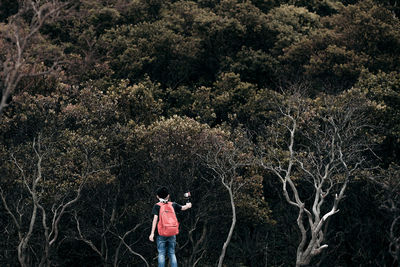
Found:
[258,90,371,267]
[0,135,81,266]
[74,215,149,267]
[179,209,209,267]
[367,165,400,265]
[390,213,400,265]
[0,0,69,115]
[204,132,251,267]
[0,133,113,267]
[71,186,150,267]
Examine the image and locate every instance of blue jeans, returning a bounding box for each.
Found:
[156,235,178,267]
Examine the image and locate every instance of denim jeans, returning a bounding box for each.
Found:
[156,235,178,267]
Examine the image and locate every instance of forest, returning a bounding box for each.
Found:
[1,0,400,266]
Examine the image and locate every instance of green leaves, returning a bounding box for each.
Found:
[267,4,321,55]
[107,78,163,125]
[355,70,400,163]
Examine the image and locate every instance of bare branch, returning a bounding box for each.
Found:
[111,226,149,267]
[49,180,84,246]
[258,89,370,267]
[0,187,22,237]
[74,212,104,259]
[0,0,69,115]
[203,133,250,267]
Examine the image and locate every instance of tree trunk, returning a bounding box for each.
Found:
[217,186,236,267]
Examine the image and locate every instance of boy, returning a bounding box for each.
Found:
[149,186,192,267]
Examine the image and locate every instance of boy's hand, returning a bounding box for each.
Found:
[149,233,154,242]
[181,202,192,211]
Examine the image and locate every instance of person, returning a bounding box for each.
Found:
[149,186,192,267]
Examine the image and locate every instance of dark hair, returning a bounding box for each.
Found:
[156,186,169,199]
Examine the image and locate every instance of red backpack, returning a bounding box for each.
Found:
[157,202,179,237]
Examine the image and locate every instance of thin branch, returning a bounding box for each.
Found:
[74,212,104,259]
[0,187,22,238]
[112,228,149,267]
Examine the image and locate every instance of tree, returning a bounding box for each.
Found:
[106,77,163,125]
[98,20,201,87]
[354,70,400,264]
[0,0,69,115]
[258,88,373,266]
[190,72,259,127]
[127,115,228,266]
[215,0,271,51]
[355,70,400,164]
[0,80,120,266]
[280,0,400,91]
[365,165,400,265]
[266,4,321,56]
[0,130,114,266]
[204,130,252,267]
[50,85,150,267]
[383,166,400,265]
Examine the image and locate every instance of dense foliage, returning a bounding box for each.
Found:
[1,0,399,266]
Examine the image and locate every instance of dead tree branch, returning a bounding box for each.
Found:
[0,0,69,115]
[258,91,370,267]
